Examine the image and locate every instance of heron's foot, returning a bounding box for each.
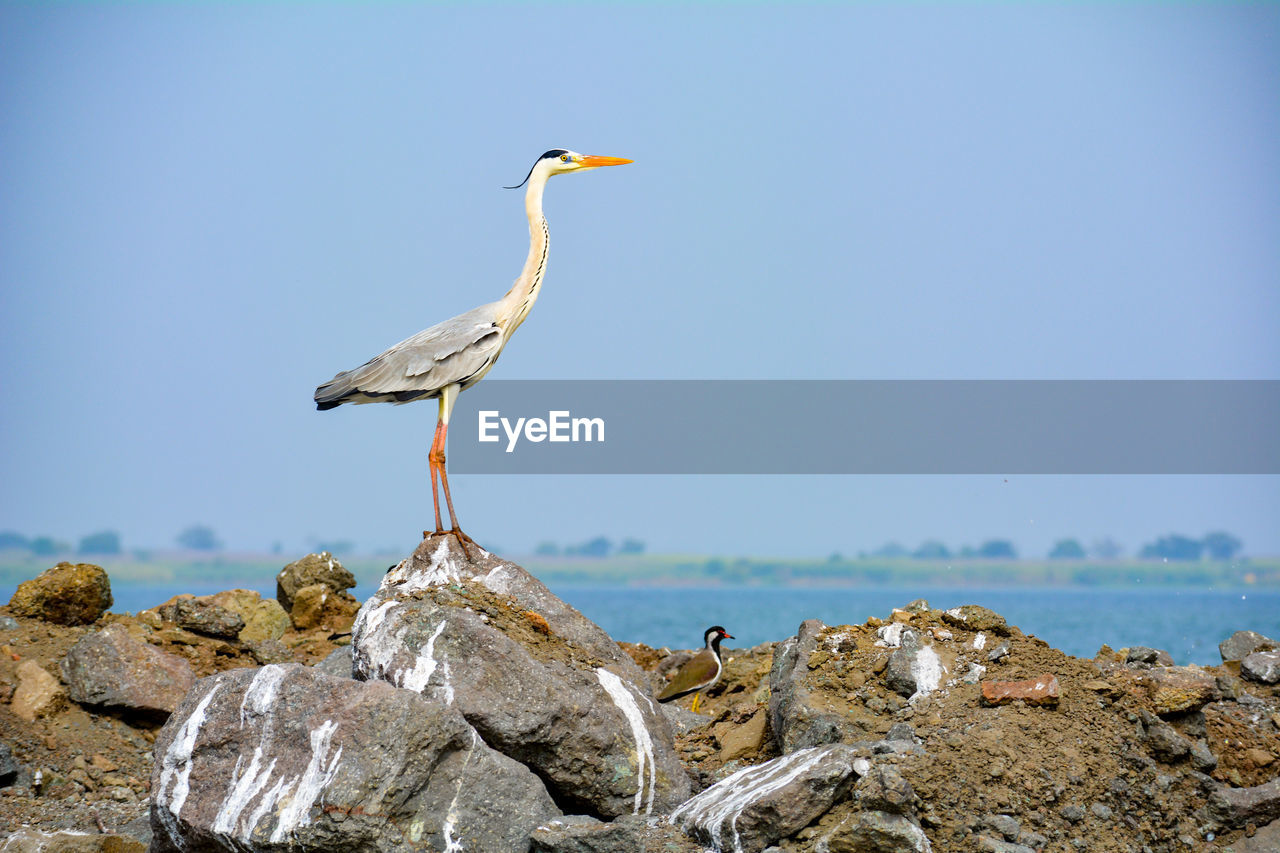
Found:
[448,527,479,561]
[422,527,446,540]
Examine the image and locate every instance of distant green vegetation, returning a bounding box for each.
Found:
[518,554,1279,588]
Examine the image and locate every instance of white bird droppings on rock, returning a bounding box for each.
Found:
[909,645,946,701]
[596,667,656,815]
[875,623,909,648]
[400,620,448,693]
[972,632,987,650]
[239,664,287,727]
[672,747,840,853]
[268,719,343,843]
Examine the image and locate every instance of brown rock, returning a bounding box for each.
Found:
[11,660,66,721]
[716,708,768,762]
[1148,666,1219,715]
[156,597,244,639]
[289,583,360,631]
[981,675,1060,707]
[209,589,289,642]
[942,604,1010,635]
[276,551,356,611]
[1245,748,1274,768]
[8,562,113,626]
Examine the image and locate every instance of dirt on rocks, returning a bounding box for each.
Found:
[1,568,1277,852]
[627,604,1280,853]
[0,601,348,841]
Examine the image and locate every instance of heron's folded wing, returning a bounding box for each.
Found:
[341,319,503,396]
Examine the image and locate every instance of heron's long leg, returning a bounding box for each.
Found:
[430,384,476,559]
[426,417,447,535]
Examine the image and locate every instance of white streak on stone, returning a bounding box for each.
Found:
[239,665,287,727]
[351,599,400,680]
[972,633,987,650]
[212,745,278,839]
[852,757,872,776]
[875,623,908,648]
[268,720,344,843]
[596,668,657,816]
[399,620,448,693]
[245,775,290,842]
[671,747,840,853]
[441,729,479,852]
[157,681,222,820]
[909,645,946,701]
[823,632,849,652]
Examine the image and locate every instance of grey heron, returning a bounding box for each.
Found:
[315,149,632,553]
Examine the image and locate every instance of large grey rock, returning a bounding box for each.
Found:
[276,551,356,612]
[1209,777,1280,828]
[61,623,194,716]
[352,536,689,819]
[819,810,934,852]
[769,620,855,753]
[1241,650,1280,684]
[670,744,863,853]
[150,663,558,852]
[1219,630,1276,663]
[8,562,112,626]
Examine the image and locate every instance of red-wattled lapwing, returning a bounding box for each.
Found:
[656,625,733,713]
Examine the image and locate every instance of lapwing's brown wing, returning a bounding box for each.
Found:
[656,648,719,702]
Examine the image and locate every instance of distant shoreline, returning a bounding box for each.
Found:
[2,551,1276,593]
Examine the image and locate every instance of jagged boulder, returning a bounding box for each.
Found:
[770,619,856,752]
[8,562,112,626]
[351,535,690,819]
[209,589,291,642]
[61,623,193,716]
[670,745,864,853]
[150,663,559,852]
[276,552,356,612]
[1218,630,1276,663]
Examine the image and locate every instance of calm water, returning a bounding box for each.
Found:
[61,581,1280,667]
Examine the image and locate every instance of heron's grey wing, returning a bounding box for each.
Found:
[315,303,504,407]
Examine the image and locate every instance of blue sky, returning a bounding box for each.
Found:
[1,4,1277,558]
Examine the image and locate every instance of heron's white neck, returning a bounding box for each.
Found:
[499,171,551,334]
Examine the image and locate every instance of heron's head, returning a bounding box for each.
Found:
[505,149,633,189]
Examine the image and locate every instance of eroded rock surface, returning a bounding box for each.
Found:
[150,663,558,852]
[351,535,689,818]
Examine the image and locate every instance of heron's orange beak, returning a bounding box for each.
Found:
[579,155,633,168]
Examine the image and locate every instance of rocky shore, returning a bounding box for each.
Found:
[1,543,1277,852]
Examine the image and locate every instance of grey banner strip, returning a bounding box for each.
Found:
[447,380,1280,474]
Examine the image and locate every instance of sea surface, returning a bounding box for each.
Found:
[57,581,1280,667]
